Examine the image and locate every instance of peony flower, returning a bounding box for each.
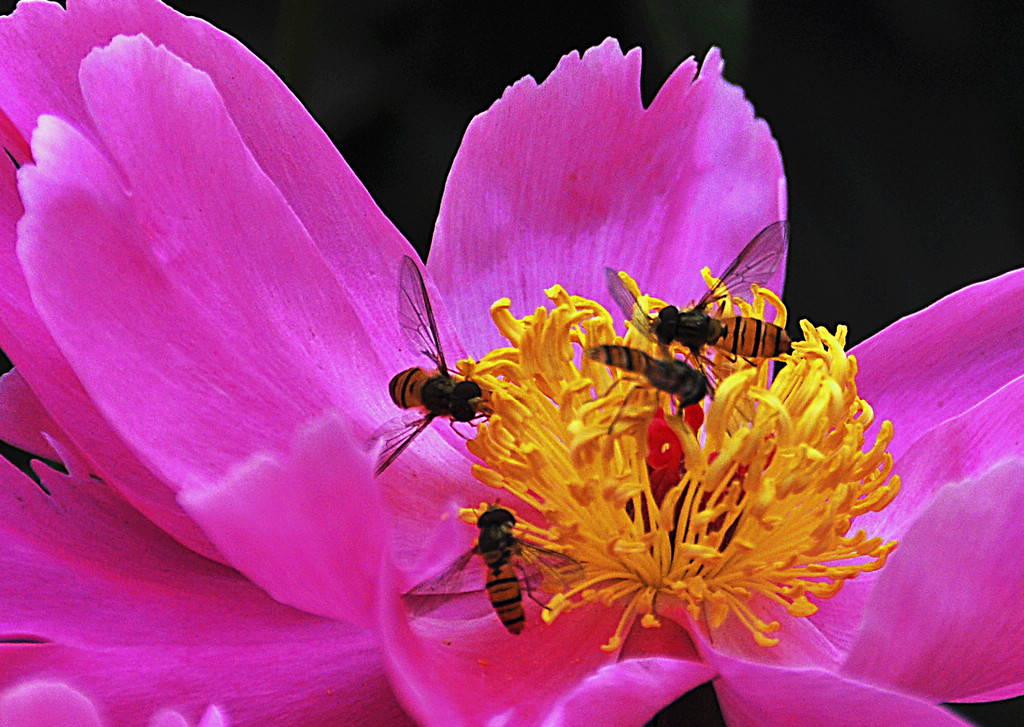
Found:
[0,1,1022,726]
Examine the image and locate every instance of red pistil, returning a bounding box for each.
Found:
[646,406,702,506]
[647,409,682,505]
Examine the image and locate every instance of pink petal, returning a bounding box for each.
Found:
[710,658,974,727]
[0,448,411,725]
[0,104,31,167]
[867,374,1024,543]
[0,0,418,559]
[0,304,222,561]
[431,40,785,353]
[0,368,60,460]
[843,458,1024,702]
[15,29,484,573]
[698,594,844,671]
[852,267,1024,464]
[195,706,227,727]
[151,705,228,727]
[0,0,410,291]
[0,681,102,727]
[18,35,387,495]
[179,412,384,627]
[810,373,1024,654]
[0,0,230,563]
[379,560,714,726]
[377,430,500,573]
[801,570,883,661]
[542,657,715,727]
[689,626,974,727]
[149,711,189,727]
[0,311,208,563]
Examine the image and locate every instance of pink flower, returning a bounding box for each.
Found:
[0,2,1021,726]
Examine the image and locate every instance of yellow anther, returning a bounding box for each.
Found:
[456,274,898,647]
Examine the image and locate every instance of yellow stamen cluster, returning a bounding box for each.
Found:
[456,276,899,649]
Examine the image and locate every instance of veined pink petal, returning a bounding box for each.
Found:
[866,374,1024,543]
[709,656,974,727]
[376,428,502,572]
[539,657,715,727]
[0,18,215,561]
[150,705,227,727]
[0,105,31,167]
[694,594,845,671]
[0,263,221,561]
[379,561,714,727]
[0,448,410,725]
[0,0,413,401]
[0,0,418,557]
[0,0,410,296]
[149,710,188,727]
[179,412,384,627]
[809,372,1024,655]
[194,706,227,727]
[0,276,212,560]
[852,267,1024,464]
[685,625,974,727]
[0,368,60,460]
[0,310,220,561]
[0,681,102,727]
[843,457,1024,703]
[537,616,715,727]
[18,35,389,495]
[810,270,1024,657]
[14,28,488,570]
[432,39,785,353]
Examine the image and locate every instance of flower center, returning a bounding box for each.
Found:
[456,274,899,650]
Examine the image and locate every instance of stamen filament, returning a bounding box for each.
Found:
[454,272,899,648]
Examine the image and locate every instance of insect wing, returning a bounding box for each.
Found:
[696,221,789,309]
[514,541,585,605]
[604,267,654,340]
[398,255,448,374]
[368,412,435,476]
[604,267,640,321]
[403,548,491,617]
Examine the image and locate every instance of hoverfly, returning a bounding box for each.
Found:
[405,506,584,635]
[606,221,792,389]
[370,255,491,476]
[586,344,707,410]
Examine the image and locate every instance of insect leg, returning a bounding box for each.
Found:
[608,383,642,435]
[518,567,549,611]
[600,376,630,399]
[448,419,473,441]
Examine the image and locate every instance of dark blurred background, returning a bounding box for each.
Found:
[2,0,1022,724]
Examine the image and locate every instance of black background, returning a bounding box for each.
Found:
[1,1,1022,724]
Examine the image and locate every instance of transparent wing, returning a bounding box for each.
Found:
[367,412,436,476]
[403,548,486,617]
[604,267,654,340]
[605,267,640,321]
[696,221,789,309]
[398,255,448,374]
[514,542,585,604]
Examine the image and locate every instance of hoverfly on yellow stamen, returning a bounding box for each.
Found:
[605,221,792,396]
[405,505,584,634]
[404,249,899,650]
[369,256,492,476]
